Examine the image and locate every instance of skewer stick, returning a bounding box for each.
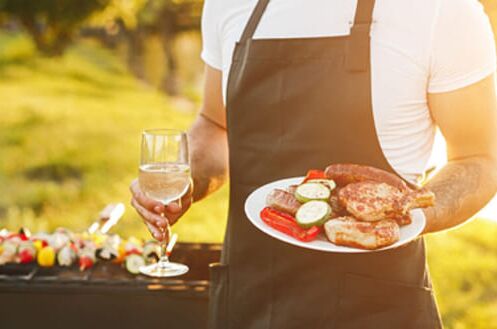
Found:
[165,233,178,257]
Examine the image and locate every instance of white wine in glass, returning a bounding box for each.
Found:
[138,129,190,278]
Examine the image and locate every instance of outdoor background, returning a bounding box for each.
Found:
[0,1,496,328]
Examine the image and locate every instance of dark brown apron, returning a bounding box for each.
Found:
[208,0,444,328]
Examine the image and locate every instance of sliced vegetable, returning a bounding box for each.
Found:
[0,240,18,263]
[125,254,145,274]
[303,169,326,183]
[33,239,48,252]
[57,245,77,266]
[260,207,320,242]
[296,201,331,228]
[18,241,36,264]
[19,249,35,264]
[306,179,336,191]
[38,246,55,267]
[295,183,331,203]
[79,255,94,271]
[143,242,161,263]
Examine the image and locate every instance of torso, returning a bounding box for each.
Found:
[201,0,492,183]
[208,1,443,328]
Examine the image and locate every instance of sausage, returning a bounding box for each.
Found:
[324,163,410,191]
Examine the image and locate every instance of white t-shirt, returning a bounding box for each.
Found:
[200,0,496,183]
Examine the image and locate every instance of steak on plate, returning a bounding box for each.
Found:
[324,216,400,250]
[338,181,434,222]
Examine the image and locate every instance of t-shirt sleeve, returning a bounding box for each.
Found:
[200,0,223,70]
[428,0,496,93]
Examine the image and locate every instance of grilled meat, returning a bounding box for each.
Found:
[325,163,410,191]
[338,181,434,222]
[391,213,412,226]
[287,185,298,195]
[266,189,301,216]
[324,217,400,250]
[328,187,347,216]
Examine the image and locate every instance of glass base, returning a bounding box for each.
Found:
[139,261,189,278]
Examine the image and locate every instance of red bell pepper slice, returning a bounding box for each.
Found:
[303,169,326,183]
[260,207,320,242]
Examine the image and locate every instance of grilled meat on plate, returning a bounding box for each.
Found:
[266,189,301,216]
[325,163,410,191]
[324,217,400,250]
[338,181,434,222]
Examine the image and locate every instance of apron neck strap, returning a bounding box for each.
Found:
[352,0,376,26]
[346,0,376,72]
[239,0,376,44]
[239,0,271,43]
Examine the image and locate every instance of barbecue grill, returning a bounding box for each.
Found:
[0,242,221,329]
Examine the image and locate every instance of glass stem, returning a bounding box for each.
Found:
[158,214,172,268]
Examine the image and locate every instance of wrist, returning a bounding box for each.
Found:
[421,207,436,234]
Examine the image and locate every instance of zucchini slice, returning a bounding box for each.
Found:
[306,179,336,191]
[295,183,331,203]
[296,200,332,228]
[125,254,146,274]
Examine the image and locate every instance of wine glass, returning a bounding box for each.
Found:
[138,129,190,277]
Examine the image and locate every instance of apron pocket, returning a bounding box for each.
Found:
[335,273,440,329]
[208,262,229,329]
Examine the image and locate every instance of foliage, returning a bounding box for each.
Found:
[89,0,148,30]
[89,0,203,95]
[427,220,497,329]
[137,0,203,32]
[0,31,227,243]
[0,0,110,56]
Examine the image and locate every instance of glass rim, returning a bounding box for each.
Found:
[142,128,186,136]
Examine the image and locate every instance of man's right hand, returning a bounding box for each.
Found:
[129,179,192,241]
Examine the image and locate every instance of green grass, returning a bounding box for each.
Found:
[1,31,497,328]
[0,31,228,243]
[427,219,497,329]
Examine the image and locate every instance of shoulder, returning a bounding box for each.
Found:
[433,0,492,35]
[435,0,490,28]
[428,0,496,93]
[202,0,253,21]
[439,0,487,13]
[374,0,442,26]
[372,0,443,49]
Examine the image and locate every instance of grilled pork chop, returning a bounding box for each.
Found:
[328,187,347,216]
[266,189,301,215]
[324,217,400,250]
[392,213,412,226]
[338,181,435,222]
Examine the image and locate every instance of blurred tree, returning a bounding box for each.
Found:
[0,0,110,56]
[88,0,203,95]
[134,0,203,95]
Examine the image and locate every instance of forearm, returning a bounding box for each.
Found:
[188,114,229,201]
[422,156,497,233]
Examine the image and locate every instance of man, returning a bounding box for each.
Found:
[130,0,497,328]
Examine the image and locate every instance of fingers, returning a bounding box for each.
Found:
[165,184,193,213]
[144,220,165,241]
[166,202,182,214]
[164,191,193,225]
[131,197,168,228]
[129,179,165,214]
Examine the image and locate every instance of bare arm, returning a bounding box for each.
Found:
[130,64,228,239]
[190,65,229,200]
[423,74,497,233]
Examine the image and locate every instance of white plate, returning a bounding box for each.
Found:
[244,177,426,253]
